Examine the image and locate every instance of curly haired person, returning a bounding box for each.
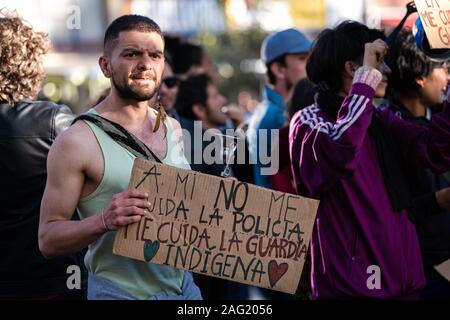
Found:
[0,11,86,299]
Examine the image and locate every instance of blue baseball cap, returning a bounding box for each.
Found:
[261,28,312,65]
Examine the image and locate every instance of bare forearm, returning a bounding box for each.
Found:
[39,213,105,258]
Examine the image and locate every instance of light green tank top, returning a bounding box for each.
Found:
[77,108,190,299]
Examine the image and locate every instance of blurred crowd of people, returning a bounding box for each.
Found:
[1,4,450,300]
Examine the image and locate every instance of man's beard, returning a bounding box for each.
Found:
[111,70,159,101]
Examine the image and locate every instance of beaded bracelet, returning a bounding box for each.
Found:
[101,209,110,232]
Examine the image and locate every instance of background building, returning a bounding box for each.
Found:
[0,0,416,113]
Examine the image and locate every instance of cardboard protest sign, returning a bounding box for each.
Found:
[414,0,450,48]
[113,158,319,294]
[435,259,450,282]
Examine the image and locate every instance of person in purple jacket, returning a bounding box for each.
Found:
[289,21,450,299]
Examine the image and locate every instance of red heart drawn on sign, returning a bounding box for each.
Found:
[268,260,289,288]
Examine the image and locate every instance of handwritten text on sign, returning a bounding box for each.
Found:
[113,158,319,294]
[414,0,450,48]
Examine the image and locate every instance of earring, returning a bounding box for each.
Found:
[153,93,167,137]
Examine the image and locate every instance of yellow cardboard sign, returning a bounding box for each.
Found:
[414,0,450,48]
[435,259,450,282]
[290,0,326,29]
[113,158,319,294]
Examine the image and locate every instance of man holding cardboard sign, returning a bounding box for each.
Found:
[38,15,202,300]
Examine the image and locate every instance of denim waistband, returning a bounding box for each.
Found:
[87,271,203,300]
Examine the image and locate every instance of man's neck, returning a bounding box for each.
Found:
[272,82,289,101]
[96,92,156,126]
[397,95,427,117]
[201,120,216,130]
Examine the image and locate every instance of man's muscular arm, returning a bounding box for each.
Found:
[38,123,150,258]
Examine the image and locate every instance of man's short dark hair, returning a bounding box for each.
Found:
[266,54,287,86]
[104,15,163,55]
[174,74,211,121]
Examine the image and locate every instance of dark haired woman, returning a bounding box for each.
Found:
[289,21,450,299]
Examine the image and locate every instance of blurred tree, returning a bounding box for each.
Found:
[199,28,268,105]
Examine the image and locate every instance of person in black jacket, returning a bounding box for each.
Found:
[383,30,450,299]
[0,11,86,299]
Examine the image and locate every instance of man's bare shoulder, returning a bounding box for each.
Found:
[167,116,182,131]
[50,120,97,160]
